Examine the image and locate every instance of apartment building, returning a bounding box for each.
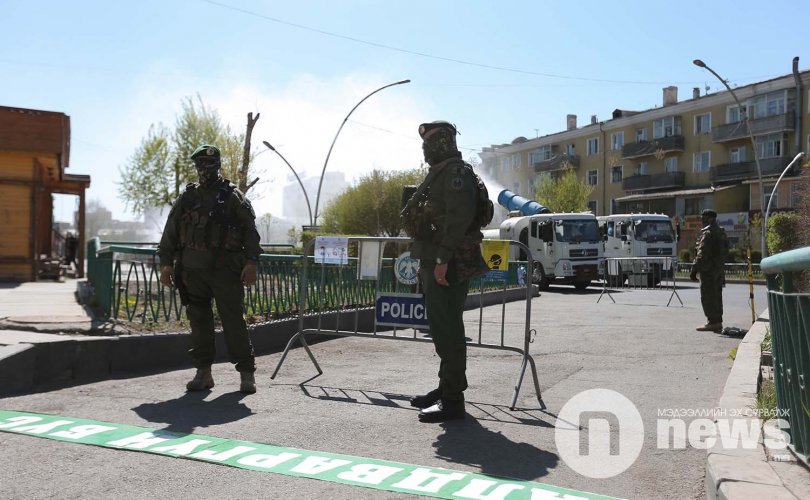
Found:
[479,63,809,252]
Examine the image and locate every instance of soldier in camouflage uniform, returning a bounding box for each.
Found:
[157,144,262,394]
[404,121,486,423]
[690,209,728,333]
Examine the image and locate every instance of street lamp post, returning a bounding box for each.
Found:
[263,140,314,229]
[693,59,767,256]
[312,79,411,227]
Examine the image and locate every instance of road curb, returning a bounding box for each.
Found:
[705,314,799,500]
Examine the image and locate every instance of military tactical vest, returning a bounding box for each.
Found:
[177,180,244,253]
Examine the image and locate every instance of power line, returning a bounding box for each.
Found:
[201,0,776,86]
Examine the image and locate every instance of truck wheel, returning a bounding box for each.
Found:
[532,264,550,290]
[574,281,590,290]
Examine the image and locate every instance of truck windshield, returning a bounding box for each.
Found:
[556,220,600,243]
[634,221,675,242]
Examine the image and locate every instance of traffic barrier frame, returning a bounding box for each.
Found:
[597,256,683,306]
[271,236,544,410]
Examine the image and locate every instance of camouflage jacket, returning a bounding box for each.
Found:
[408,158,481,265]
[157,178,262,270]
[693,223,728,274]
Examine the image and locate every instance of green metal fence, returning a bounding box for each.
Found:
[761,246,810,464]
[86,239,525,324]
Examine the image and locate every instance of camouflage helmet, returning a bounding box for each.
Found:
[419,121,460,165]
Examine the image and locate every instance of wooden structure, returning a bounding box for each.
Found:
[0,106,90,281]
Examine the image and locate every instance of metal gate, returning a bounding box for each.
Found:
[598,256,683,306]
[271,236,544,410]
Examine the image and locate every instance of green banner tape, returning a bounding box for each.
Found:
[0,410,619,500]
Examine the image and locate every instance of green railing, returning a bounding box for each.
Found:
[761,246,810,463]
[675,262,764,281]
[86,239,524,324]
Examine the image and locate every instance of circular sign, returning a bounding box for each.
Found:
[394,251,420,285]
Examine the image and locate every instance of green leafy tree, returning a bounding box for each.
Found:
[321,168,425,236]
[534,167,594,212]
[118,95,248,214]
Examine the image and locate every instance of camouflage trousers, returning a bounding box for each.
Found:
[421,261,470,402]
[182,266,256,373]
[700,271,724,324]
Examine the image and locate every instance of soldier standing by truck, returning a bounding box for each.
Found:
[690,209,728,332]
[157,144,262,394]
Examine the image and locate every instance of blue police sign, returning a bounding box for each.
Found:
[375,293,429,329]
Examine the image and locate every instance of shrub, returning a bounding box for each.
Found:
[678,249,692,263]
[766,212,800,255]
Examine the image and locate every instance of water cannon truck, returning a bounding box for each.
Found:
[484,190,603,290]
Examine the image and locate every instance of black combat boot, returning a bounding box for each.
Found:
[240,372,257,394]
[410,388,442,409]
[418,399,465,423]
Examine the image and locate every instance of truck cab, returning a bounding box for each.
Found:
[597,213,679,286]
[497,213,604,290]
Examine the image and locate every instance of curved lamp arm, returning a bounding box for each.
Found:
[263,141,314,228]
[312,79,411,225]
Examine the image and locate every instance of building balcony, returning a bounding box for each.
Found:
[621,135,685,160]
[709,156,796,183]
[533,153,580,173]
[712,112,794,143]
[622,171,685,191]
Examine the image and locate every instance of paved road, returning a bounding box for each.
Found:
[0,282,767,499]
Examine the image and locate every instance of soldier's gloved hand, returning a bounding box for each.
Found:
[159,265,174,288]
[690,270,698,282]
[241,261,258,287]
[434,262,450,287]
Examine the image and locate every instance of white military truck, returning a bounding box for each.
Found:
[597,213,679,287]
[484,190,604,290]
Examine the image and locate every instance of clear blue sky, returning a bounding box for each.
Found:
[2,0,806,222]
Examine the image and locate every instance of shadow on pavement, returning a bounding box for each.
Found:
[433,418,559,480]
[296,383,553,426]
[132,391,253,434]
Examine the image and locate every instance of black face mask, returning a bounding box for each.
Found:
[195,166,221,187]
[422,127,460,166]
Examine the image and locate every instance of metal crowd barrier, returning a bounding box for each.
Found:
[598,256,683,306]
[271,236,544,410]
[761,246,810,464]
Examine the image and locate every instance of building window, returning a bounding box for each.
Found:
[587,200,597,214]
[694,113,711,135]
[664,157,678,173]
[611,132,624,151]
[566,143,576,156]
[727,104,746,123]
[653,116,681,138]
[756,132,783,159]
[636,128,647,142]
[587,169,598,185]
[611,165,623,183]
[750,90,786,119]
[529,179,536,197]
[635,162,648,176]
[587,137,599,156]
[764,183,778,210]
[684,198,705,215]
[500,157,510,171]
[791,183,801,207]
[530,145,553,164]
[730,146,747,163]
[512,154,521,169]
[693,151,710,173]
